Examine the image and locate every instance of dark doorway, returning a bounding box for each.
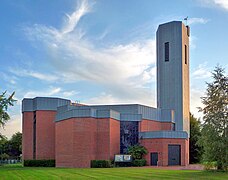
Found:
[168,145,181,165]
[151,152,158,166]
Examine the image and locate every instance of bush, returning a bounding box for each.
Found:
[0,153,10,160]
[203,161,217,170]
[132,159,146,167]
[128,145,148,160]
[23,159,55,167]
[91,160,111,168]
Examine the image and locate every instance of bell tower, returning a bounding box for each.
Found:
[156,21,190,135]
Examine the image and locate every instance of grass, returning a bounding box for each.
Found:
[0,164,227,180]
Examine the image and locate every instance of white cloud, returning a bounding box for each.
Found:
[192,62,211,79]
[200,0,228,11]
[0,72,18,85]
[187,17,209,25]
[189,36,197,49]
[214,0,228,10]
[62,0,92,34]
[190,88,204,119]
[10,68,59,82]
[23,0,156,103]
[85,90,156,107]
[62,90,79,98]
[0,114,22,138]
[24,87,79,100]
[24,87,61,98]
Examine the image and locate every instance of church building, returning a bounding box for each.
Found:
[22,21,190,168]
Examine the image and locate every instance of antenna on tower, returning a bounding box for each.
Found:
[184,16,188,25]
[75,100,80,105]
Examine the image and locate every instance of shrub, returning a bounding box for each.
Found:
[132,159,146,167]
[203,161,217,170]
[91,160,111,168]
[23,159,55,167]
[128,145,148,160]
[0,153,10,160]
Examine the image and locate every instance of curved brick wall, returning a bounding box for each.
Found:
[55,117,120,168]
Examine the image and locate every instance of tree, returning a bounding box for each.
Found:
[198,66,228,170]
[0,153,9,160]
[128,145,148,159]
[7,132,22,158]
[0,91,16,128]
[189,113,202,164]
[0,135,8,155]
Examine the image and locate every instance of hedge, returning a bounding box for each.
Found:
[132,159,146,167]
[91,160,111,168]
[203,161,217,170]
[23,160,55,167]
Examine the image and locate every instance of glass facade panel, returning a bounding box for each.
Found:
[120,121,139,154]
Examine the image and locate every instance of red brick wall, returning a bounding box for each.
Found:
[160,122,172,131]
[139,119,161,132]
[35,110,56,160]
[73,118,97,168]
[140,138,189,166]
[56,118,97,168]
[55,119,74,167]
[56,117,120,168]
[22,112,34,160]
[139,120,173,132]
[96,118,110,160]
[109,119,120,159]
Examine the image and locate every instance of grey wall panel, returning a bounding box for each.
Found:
[22,99,33,112]
[110,110,120,120]
[120,114,142,121]
[90,104,139,114]
[55,104,175,122]
[139,131,188,139]
[56,106,121,121]
[56,108,97,121]
[161,109,175,122]
[22,97,70,112]
[138,105,158,120]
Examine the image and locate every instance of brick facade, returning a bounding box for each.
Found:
[55,117,120,168]
[139,119,172,132]
[22,112,34,160]
[22,108,188,168]
[140,138,189,166]
[35,111,56,160]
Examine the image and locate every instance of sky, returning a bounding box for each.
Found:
[0,0,228,138]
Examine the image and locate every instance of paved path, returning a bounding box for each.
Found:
[130,164,204,170]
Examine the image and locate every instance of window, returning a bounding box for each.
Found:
[33,111,36,159]
[171,123,175,131]
[165,42,169,61]
[120,121,138,154]
[185,45,187,64]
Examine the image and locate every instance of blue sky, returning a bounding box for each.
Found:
[0,0,228,137]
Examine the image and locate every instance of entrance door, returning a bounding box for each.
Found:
[168,145,181,165]
[150,152,158,166]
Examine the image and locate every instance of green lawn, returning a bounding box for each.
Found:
[0,164,227,180]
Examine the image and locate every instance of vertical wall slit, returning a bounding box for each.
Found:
[33,111,36,159]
